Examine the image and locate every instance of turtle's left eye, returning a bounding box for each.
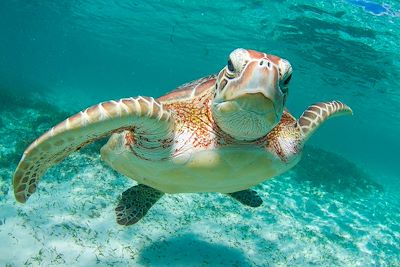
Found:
[283,74,292,85]
[227,59,235,72]
[280,74,291,94]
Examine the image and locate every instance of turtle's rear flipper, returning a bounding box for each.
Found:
[228,189,263,207]
[115,184,164,226]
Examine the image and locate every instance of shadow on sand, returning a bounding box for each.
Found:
[137,233,252,266]
[294,145,382,198]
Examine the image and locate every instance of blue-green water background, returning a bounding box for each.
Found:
[0,0,399,265]
[1,0,399,182]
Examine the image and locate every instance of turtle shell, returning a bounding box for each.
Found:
[157,74,217,103]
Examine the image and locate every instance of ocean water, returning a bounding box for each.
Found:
[0,0,399,266]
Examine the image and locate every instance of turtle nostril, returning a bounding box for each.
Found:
[260,60,272,68]
[259,59,271,68]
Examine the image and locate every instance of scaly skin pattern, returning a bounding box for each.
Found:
[161,80,301,162]
[100,78,303,194]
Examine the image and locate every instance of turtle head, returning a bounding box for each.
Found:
[212,48,293,141]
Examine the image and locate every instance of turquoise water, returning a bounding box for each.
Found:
[0,0,399,266]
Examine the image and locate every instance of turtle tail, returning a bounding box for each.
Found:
[297,101,353,141]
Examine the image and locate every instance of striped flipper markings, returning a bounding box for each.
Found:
[13,97,174,203]
[298,101,353,141]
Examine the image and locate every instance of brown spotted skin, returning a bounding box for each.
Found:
[100,83,304,194]
[264,111,302,162]
[160,78,301,162]
[157,74,301,162]
[164,93,215,152]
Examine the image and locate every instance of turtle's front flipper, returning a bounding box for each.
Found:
[115,184,164,226]
[298,101,352,141]
[13,97,174,203]
[228,189,263,207]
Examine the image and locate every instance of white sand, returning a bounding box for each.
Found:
[1,150,399,266]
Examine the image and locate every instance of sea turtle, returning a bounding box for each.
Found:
[13,48,352,226]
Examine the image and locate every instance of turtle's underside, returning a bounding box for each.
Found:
[13,48,352,225]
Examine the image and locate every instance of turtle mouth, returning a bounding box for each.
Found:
[212,93,281,141]
[215,93,279,125]
[235,93,276,115]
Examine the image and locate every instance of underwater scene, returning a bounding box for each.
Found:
[0,0,399,266]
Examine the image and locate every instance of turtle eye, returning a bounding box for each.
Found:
[283,74,292,85]
[227,59,235,72]
[280,74,291,94]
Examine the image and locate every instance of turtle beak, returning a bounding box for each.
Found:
[223,61,285,121]
[256,85,284,121]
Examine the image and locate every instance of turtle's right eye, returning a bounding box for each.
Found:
[227,59,235,72]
